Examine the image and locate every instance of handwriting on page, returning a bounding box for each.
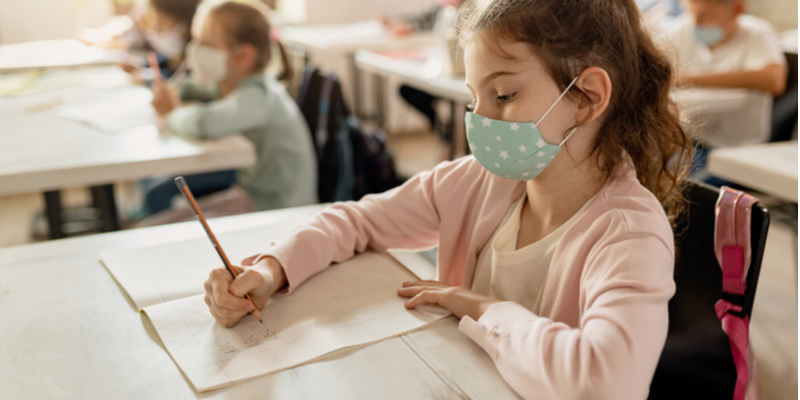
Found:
[144,251,452,392]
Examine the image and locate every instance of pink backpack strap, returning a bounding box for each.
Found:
[714,186,759,400]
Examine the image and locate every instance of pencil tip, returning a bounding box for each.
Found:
[259,319,263,323]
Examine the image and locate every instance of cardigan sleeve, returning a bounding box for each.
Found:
[253,158,476,293]
[459,232,675,400]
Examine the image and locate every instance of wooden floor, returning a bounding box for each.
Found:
[0,132,796,399]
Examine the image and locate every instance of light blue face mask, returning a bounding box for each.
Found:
[694,25,725,47]
[465,76,579,181]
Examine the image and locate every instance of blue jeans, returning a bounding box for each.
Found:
[142,170,238,216]
[689,145,735,189]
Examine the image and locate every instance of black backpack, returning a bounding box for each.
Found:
[296,65,401,202]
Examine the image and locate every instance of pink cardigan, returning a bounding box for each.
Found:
[257,156,675,400]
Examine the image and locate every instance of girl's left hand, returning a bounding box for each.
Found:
[151,78,180,116]
[398,280,499,321]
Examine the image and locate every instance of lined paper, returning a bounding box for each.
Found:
[143,252,451,392]
[101,220,301,310]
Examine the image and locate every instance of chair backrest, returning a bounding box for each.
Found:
[648,180,769,400]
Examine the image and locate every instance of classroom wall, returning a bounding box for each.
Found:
[748,0,798,32]
[0,0,113,45]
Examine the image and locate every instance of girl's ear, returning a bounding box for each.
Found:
[231,43,258,72]
[574,66,612,125]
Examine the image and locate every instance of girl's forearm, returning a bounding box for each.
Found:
[679,64,787,96]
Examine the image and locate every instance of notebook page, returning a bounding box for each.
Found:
[143,252,451,392]
[101,220,301,310]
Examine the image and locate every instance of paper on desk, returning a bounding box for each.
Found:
[143,251,451,392]
[101,220,302,310]
[54,86,155,133]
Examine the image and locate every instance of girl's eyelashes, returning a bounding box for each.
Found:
[497,93,517,103]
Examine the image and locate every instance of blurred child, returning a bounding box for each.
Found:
[141,0,200,78]
[147,1,317,214]
[664,0,787,149]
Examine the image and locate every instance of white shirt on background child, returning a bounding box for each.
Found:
[663,14,787,148]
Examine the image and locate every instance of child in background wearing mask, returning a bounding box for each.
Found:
[148,2,317,214]
[663,0,788,183]
[203,0,695,398]
[142,0,200,78]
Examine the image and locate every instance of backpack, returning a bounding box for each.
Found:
[714,187,762,400]
[297,65,401,202]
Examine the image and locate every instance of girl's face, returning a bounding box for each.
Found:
[464,34,578,147]
[198,16,256,77]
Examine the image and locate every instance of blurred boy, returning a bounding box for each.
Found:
[664,0,788,184]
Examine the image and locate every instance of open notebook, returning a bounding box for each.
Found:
[100,222,449,392]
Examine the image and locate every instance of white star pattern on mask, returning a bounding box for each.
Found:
[496,136,501,141]
[495,163,500,167]
[469,123,474,129]
[499,150,509,159]
[536,162,545,168]
[510,123,519,131]
[522,172,529,176]
[550,155,555,159]
[537,151,544,157]
[485,146,491,151]
[519,144,526,153]
[536,138,546,148]
[469,142,477,152]
[482,118,492,127]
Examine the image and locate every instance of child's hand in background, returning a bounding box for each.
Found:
[151,78,180,117]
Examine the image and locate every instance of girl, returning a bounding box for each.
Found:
[203,0,692,398]
[142,0,200,78]
[149,1,317,213]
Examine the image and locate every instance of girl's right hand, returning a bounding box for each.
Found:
[203,256,287,327]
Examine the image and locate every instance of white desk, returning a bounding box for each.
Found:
[354,47,471,104]
[708,141,798,203]
[0,39,131,72]
[0,66,256,238]
[279,21,434,123]
[0,205,520,400]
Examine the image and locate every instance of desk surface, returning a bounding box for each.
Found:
[0,67,256,196]
[355,47,472,104]
[708,141,798,203]
[0,205,519,399]
[0,40,131,72]
[279,21,434,53]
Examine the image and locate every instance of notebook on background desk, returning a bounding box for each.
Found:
[100,222,450,392]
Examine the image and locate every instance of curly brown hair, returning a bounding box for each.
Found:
[457,0,693,223]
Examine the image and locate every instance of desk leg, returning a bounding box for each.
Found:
[43,190,64,240]
[373,74,386,129]
[91,184,120,232]
[349,53,362,119]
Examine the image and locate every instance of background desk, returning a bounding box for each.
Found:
[0,39,130,72]
[279,21,434,123]
[354,47,469,158]
[0,66,256,238]
[0,205,520,400]
[708,141,798,203]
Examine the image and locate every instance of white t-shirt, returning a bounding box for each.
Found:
[471,192,594,314]
[662,14,786,148]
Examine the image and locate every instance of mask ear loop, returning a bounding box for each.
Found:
[535,75,581,126]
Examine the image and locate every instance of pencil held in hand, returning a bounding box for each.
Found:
[174,176,263,323]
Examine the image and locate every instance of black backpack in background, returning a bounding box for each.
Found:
[296,65,401,202]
